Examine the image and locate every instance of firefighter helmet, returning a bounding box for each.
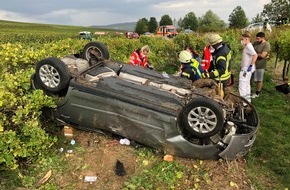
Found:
[178,50,192,63]
[208,34,223,45]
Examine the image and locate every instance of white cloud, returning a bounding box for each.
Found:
[0,10,44,23]
[0,0,271,26]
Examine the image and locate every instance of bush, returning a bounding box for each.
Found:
[0,69,57,170]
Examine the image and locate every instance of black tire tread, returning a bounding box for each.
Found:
[35,57,70,93]
[179,97,224,138]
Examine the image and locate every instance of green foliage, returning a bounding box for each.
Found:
[246,70,290,188]
[159,14,173,26]
[96,35,179,73]
[220,29,241,59]
[230,52,290,189]
[0,68,57,170]
[139,36,178,73]
[173,33,206,54]
[262,0,290,21]
[134,18,149,35]
[180,12,198,31]
[276,29,290,60]
[148,17,158,33]
[252,13,264,23]
[198,10,226,32]
[124,149,211,189]
[96,36,142,62]
[228,6,249,29]
[0,35,87,171]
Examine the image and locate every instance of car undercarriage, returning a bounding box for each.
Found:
[31,42,259,160]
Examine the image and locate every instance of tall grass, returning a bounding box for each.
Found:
[232,52,290,188]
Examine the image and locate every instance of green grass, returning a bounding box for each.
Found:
[231,54,290,189]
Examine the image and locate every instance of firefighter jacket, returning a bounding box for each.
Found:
[181,59,204,81]
[209,44,232,82]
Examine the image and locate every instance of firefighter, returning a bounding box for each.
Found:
[178,50,204,81]
[202,34,232,94]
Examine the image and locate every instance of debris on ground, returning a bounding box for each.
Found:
[70,139,76,145]
[119,138,130,146]
[63,126,74,137]
[106,140,119,147]
[84,176,98,183]
[164,154,173,162]
[115,160,126,176]
[34,170,52,188]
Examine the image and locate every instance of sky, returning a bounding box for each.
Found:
[0,0,271,26]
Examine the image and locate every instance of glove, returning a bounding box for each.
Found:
[201,72,210,79]
[247,65,253,72]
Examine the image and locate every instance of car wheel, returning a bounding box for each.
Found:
[31,73,42,90]
[82,42,110,61]
[180,97,224,138]
[35,57,70,93]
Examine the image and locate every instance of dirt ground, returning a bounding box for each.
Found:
[51,128,254,190]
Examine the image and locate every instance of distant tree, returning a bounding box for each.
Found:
[252,13,263,23]
[198,10,226,32]
[148,17,158,33]
[135,18,148,34]
[262,0,290,21]
[228,6,248,28]
[159,14,173,26]
[177,17,183,28]
[180,12,198,31]
[173,18,177,27]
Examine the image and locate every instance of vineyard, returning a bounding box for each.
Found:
[0,20,289,189]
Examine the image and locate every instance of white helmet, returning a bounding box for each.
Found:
[178,50,192,63]
[208,34,222,45]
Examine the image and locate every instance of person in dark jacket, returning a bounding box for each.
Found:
[178,50,204,81]
[202,34,232,94]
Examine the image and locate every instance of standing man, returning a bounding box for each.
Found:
[239,32,257,103]
[202,34,232,96]
[252,32,271,98]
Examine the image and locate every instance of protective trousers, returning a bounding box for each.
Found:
[239,70,253,102]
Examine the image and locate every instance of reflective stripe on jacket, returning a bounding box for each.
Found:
[210,44,231,81]
[181,59,204,81]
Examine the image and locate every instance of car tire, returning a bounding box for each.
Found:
[31,73,42,90]
[82,42,110,62]
[179,97,224,138]
[35,57,71,93]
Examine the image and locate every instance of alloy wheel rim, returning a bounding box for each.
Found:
[39,64,60,88]
[187,106,217,133]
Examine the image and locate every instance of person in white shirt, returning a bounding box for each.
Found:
[265,22,272,33]
[239,32,258,103]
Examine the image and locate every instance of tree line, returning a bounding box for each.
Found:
[135,0,290,34]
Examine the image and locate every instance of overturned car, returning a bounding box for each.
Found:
[31,42,259,160]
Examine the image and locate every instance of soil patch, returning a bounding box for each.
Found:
[52,128,253,190]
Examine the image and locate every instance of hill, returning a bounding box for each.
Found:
[90,22,136,31]
[0,19,119,35]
